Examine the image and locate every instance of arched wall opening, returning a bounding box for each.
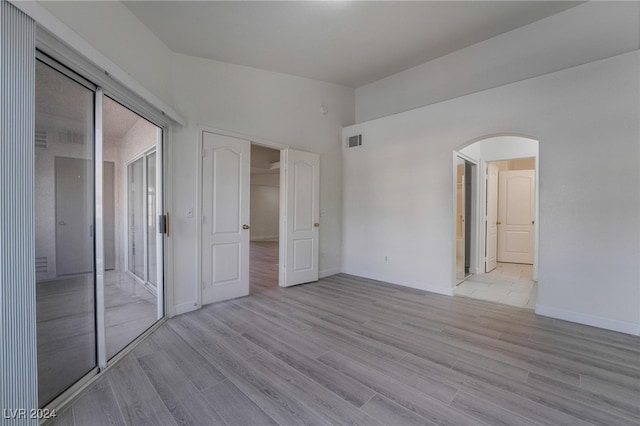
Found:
[453,135,539,308]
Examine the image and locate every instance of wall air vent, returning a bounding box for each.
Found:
[35,130,47,148]
[35,257,48,274]
[347,134,362,148]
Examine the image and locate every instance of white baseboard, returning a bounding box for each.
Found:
[340,268,455,296]
[174,301,200,316]
[319,268,341,279]
[535,304,640,336]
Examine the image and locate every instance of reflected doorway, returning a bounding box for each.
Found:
[455,156,476,284]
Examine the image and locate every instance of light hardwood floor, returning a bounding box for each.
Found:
[49,272,639,426]
[250,241,279,294]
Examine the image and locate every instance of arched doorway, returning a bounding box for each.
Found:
[453,135,539,309]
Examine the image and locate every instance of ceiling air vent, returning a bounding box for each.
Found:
[35,130,47,148]
[347,134,362,148]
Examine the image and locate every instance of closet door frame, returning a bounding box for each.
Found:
[35,50,170,410]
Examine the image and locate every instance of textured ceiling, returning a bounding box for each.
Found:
[124,1,581,87]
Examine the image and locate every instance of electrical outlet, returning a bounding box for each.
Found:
[186,207,194,218]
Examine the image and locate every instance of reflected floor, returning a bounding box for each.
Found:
[456,262,537,309]
[37,270,157,406]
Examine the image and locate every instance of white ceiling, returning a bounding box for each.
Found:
[36,61,142,141]
[123,1,581,88]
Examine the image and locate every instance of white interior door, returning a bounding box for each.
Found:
[55,157,93,276]
[201,132,251,304]
[280,148,320,287]
[498,169,535,264]
[485,163,499,272]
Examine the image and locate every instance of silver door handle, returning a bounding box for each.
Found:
[58,221,66,226]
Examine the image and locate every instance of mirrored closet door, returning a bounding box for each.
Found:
[35,55,165,408]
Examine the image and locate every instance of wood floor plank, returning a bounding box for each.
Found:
[199,379,279,426]
[107,356,176,426]
[361,394,437,426]
[450,391,539,426]
[47,407,74,426]
[526,371,640,421]
[168,316,332,426]
[242,328,377,407]
[247,351,383,426]
[137,351,227,425]
[206,302,330,358]
[453,360,633,426]
[401,353,593,426]
[149,325,227,391]
[71,377,126,426]
[317,350,485,426]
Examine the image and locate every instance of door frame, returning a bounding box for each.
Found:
[478,155,539,281]
[124,145,159,294]
[451,152,480,285]
[196,126,289,310]
[452,136,539,291]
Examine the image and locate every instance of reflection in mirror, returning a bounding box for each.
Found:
[103,96,161,359]
[35,60,97,406]
[456,157,466,283]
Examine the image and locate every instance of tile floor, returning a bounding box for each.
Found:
[456,262,537,309]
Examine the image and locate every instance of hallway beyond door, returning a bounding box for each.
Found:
[456,262,536,309]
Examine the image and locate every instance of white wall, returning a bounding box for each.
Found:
[355,2,640,123]
[250,185,280,241]
[460,136,538,163]
[250,146,280,241]
[342,51,640,334]
[39,1,175,108]
[169,53,354,311]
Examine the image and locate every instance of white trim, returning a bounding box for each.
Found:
[154,128,164,320]
[163,127,175,317]
[341,269,455,296]
[198,125,290,150]
[94,88,107,369]
[535,304,640,336]
[319,268,341,279]
[197,126,291,308]
[9,0,185,126]
[195,130,204,310]
[175,301,200,316]
[453,138,540,286]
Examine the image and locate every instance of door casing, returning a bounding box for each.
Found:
[196,127,321,309]
[452,138,539,291]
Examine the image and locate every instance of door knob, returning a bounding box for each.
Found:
[314,223,320,228]
[58,221,66,226]
[242,224,250,230]
[532,220,535,225]
[496,221,501,225]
